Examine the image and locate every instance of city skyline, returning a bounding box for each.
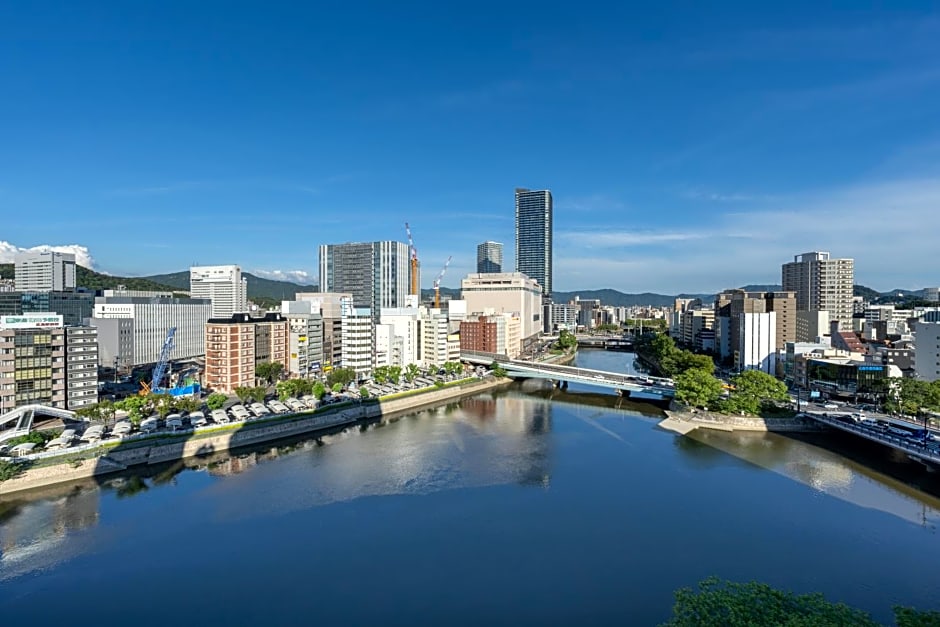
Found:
[2,4,939,293]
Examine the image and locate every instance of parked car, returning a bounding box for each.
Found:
[189,411,208,427]
[248,403,271,418]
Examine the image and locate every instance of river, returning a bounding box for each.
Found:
[1,349,939,625]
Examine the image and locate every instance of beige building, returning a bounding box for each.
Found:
[460,273,542,342]
[796,310,830,343]
[204,312,288,394]
[715,290,795,355]
[782,252,855,331]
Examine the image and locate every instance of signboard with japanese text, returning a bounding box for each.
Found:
[0,313,64,329]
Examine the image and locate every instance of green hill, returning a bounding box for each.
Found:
[143,271,316,300]
[0,263,178,292]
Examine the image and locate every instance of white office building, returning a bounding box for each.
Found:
[460,272,543,341]
[189,265,249,318]
[341,306,373,379]
[92,296,211,367]
[738,312,777,374]
[15,251,76,292]
[379,307,421,367]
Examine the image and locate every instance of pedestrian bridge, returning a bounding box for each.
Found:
[0,404,79,443]
[461,351,675,401]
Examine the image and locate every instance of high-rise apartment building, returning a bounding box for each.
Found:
[15,251,76,292]
[64,326,99,409]
[189,265,249,318]
[515,188,553,297]
[782,252,855,331]
[476,241,503,274]
[319,241,410,318]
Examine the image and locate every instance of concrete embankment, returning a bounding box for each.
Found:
[659,407,826,435]
[0,377,513,495]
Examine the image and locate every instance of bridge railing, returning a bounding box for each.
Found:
[805,413,940,462]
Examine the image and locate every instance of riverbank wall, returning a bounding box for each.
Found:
[659,405,826,435]
[0,377,514,495]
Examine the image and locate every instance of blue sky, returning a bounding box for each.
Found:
[2,1,939,294]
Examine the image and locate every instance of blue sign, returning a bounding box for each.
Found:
[857,366,883,371]
[809,391,821,399]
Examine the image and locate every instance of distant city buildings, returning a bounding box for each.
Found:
[782,252,855,331]
[15,251,76,292]
[476,241,503,274]
[515,188,553,298]
[319,241,410,319]
[189,265,249,318]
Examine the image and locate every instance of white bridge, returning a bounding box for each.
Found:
[0,404,80,443]
[461,351,675,401]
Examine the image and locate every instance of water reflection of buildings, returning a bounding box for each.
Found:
[199,392,555,520]
[0,487,100,572]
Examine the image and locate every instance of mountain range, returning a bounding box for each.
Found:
[0,264,930,307]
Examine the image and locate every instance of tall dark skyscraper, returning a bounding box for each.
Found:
[515,188,552,297]
[476,241,503,274]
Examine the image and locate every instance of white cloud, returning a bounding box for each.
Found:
[560,230,707,248]
[0,241,97,269]
[252,269,315,284]
[554,177,940,294]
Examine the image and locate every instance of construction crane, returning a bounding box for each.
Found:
[433,256,452,309]
[140,327,177,395]
[404,222,419,297]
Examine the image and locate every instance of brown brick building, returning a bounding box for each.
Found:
[204,312,288,394]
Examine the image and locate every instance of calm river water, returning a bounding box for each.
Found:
[1,350,939,625]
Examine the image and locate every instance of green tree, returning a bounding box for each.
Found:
[373,366,389,384]
[205,393,228,411]
[662,577,879,627]
[0,459,29,483]
[326,367,356,389]
[557,329,578,350]
[722,370,789,416]
[359,386,370,399]
[331,383,343,394]
[115,394,153,422]
[312,381,326,400]
[490,361,507,378]
[172,396,201,414]
[388,365,402,385]
[250,386,268,403]
[404,363,420,383]
[884,377,937,417]
[234,387,253,405]
[674,368,724,409]
[255,361,284,385]
[75,403,103,423]
[154,393,175,418]
[673,351,714,374]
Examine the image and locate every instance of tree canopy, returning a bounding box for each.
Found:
[721,370,789,416]
[674,368,724,409]
[663,577,940,627]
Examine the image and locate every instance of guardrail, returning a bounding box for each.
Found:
[803,413,940,464]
